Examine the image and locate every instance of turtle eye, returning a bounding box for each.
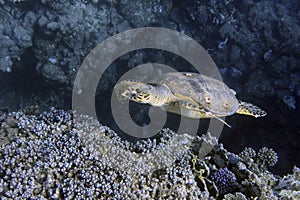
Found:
[136,89,141,93]
[205,96,211,103]
[223,102,229,108]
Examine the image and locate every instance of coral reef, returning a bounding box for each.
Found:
[257,147,278,168]
[210,168,237,196]
[0,109,299,199]
[239,146,278,168]
[0,1,35,72]
[239,147,256,162]
[276,166,300,199]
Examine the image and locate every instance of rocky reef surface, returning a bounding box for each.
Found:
[0,0,299,175]
[0,108,299,199]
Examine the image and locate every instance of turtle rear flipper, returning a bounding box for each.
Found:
[236,101,267,118]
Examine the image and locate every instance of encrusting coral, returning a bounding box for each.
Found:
[0,108,299,199]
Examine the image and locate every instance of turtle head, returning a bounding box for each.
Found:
[115,80,152,104]
[115,81,170,106]
[124,83,154,104]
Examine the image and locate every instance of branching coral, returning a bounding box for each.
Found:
[0,108,298,199]
[0,109,202,199]
[257,147,278,167]
[210,167,237,196]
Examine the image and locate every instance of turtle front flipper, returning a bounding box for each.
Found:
[236,101,267,118]
[163,100,232,128]
[162,100,206,118]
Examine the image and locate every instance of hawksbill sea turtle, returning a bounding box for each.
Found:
[114,72,267,127]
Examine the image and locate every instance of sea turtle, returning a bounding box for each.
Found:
[114,72,267,127]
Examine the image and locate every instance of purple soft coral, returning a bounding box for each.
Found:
[210,167,237,196]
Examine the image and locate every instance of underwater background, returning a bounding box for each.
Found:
[0,0,299,199]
